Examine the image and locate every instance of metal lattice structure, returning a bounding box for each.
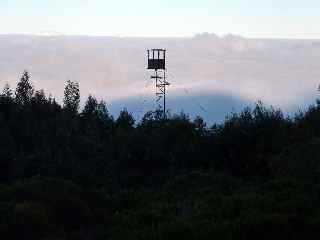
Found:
[147,49,170,119]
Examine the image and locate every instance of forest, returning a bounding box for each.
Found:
[1,71,320,239]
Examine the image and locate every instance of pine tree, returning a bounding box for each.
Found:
[116,108,135,130]
[15,71,34,105]
[63,80,80,113]
[97,100,111,120]
[83,94,98,116]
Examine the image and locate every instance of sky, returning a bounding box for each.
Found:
[0,0,319,38]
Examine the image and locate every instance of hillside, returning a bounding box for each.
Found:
[1,73,320,239]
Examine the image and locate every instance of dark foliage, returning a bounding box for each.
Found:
[63,80,80,114]
[15,71,34,105]
[1,71,320,239]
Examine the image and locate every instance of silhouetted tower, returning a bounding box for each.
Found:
[147,49,170,119]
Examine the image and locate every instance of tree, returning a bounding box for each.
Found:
[2,83,13,99]
[194,116,206,132]
[83,95,98,116]
[116,108,135,130]
[82,95,112,123]
[97,100,110,120]
[15,71,34,105]
[32,90,46,105]
[63,80,80,113]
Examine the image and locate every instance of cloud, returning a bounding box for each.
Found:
[0,34,319,122]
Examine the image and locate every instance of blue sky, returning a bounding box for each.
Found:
[1,0,319,38]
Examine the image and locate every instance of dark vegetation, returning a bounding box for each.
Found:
[1,71,320,239]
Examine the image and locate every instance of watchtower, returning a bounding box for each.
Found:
[147,49,170,119]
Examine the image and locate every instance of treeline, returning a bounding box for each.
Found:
[1,71,320,239]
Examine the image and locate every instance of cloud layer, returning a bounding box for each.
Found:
[0,34,319,122]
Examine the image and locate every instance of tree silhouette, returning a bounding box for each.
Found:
[63,80,80,113]
[32,90,46,104]
[2,83,13,99]
[97,100,111,120]
[194,115,206,132]
[116,108,135,130]
[83,94,98,116]
[15,71,34,105]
